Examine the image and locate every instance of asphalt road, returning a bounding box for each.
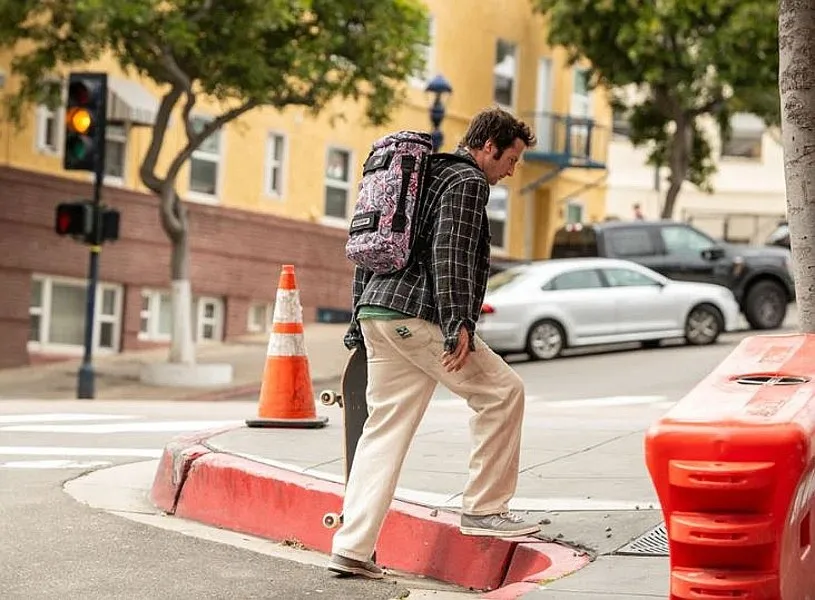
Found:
[0,317,796,600]
[0,403,426,600]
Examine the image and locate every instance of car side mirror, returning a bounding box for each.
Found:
[701,247,725,261]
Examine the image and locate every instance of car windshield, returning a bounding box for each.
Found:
[487,268,526,292]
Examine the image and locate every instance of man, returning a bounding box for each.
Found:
[328,107,539,579]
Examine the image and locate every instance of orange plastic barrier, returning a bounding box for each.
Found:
[645,333,815,600]
[245,264,328,429]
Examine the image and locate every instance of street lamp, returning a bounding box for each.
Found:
[425,74,452,152]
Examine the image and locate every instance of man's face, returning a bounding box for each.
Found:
[482,138,526,185]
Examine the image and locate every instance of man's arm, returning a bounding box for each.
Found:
[344,264,373,350]
[430,174,489,354]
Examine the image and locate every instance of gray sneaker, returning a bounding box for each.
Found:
[460,512,541,537]
[327,553,384,579]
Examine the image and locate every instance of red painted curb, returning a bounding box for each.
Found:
[159,445,591,593]
[149,425,241,513]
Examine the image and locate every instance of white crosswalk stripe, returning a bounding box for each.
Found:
[0,413,225,469]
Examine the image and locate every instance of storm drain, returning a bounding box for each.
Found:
[614,522,668,557]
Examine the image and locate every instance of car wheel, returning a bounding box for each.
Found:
[744,280,788,330]
[526,320,565,361]
[685,304,723,346]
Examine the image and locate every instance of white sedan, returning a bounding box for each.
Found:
[477,257,740,360]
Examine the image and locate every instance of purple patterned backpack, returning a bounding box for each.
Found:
[345,131,468,275]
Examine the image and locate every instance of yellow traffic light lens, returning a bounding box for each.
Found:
[67,107,92,134]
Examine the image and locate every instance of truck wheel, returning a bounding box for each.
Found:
[744,280,787,330]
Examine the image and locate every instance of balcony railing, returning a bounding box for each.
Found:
[522,112,609,169]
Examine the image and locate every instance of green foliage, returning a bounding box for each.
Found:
[0,0,430,127]
[533,0,779,214]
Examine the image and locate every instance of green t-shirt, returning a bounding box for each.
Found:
[357,305,410,320]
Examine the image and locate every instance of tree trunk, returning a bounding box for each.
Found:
[779,0,815,333]
[660,121,692,219]
[160,187,196,365]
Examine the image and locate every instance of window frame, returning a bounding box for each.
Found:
[322,145,354,225]
[493,38,518,111]
[186,115,224,203]
[264,131,287,200]
[28,274,123,355]
[409,15,437,88]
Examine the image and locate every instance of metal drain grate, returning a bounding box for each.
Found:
[615,522,668,557]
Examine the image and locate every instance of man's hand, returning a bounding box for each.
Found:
[442,326,471,373]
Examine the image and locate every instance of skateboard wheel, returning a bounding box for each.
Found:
[319,390,337,406]
[323,512,341,529]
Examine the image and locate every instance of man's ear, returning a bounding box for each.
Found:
[483,138,494,154]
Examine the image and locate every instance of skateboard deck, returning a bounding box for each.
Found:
[319,344,369,530]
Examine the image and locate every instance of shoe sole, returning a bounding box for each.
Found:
[327,563,385,580]
[459,525,541,537]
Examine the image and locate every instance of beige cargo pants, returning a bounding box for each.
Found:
[330,317,525,562]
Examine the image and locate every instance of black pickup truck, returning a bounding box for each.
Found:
[550,220,795,330]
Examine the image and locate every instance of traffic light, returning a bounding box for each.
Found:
[55,202,93,238]
[100,207,120,243]
[63,72,107,172]
[54,202,120,243]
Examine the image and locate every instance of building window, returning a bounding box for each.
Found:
[196,296,224,342]
[493,40,517,109]
[487,185,509,249]
[188,116,222,198]
[247,303,273,333]
[139,290,173,341]
[325,147,352,219]
[105,124,128,182]
[566,201,584,224]
[140,290,224,343]
[265,133,286,198]
[28,275,122,353]
[721,113,764,160]
[34,81,63,154]
[410,15,436,86]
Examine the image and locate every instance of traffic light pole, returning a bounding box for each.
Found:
[77,167,103,400]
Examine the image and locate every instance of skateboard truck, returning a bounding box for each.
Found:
[322,512,343,529]
[319,390,343,408]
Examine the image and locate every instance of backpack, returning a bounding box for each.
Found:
[345,130,471,275]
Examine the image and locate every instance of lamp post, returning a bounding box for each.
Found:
[425,74,452,152]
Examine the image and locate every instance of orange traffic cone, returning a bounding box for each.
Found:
[245,264,328,429]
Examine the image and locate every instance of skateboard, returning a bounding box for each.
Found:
[319,343,369,531]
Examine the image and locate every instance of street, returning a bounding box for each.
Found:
[0,323,794,599]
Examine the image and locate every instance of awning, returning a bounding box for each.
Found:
[107,77,159,126]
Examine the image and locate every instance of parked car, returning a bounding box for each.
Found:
[549,220,794,330]
[765,221,790,249]
[477,258,740,360]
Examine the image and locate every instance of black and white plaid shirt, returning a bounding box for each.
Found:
[345,146,491,354]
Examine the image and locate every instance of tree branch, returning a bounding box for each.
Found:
[160,45,193,91]
[181,91,197,142]
[165,97,262,182]
[139,86,183,195]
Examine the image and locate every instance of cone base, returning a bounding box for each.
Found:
[245,416,328,429]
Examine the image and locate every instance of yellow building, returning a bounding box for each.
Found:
[0,0,611,367]
[0,0,610,260]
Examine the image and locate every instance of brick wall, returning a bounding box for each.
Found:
[0,166,354,368]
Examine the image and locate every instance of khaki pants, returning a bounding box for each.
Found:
[331,317,526,562]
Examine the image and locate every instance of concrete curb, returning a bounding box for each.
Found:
[150,427,592,597]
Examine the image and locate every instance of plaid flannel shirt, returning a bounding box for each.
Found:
[344,146,491,354]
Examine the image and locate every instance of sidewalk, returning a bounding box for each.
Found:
[150,385,672,599]
[0,323,348,401]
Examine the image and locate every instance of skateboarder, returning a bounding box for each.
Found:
[328,107,540,579]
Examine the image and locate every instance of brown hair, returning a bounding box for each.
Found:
[462,106,536,158]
